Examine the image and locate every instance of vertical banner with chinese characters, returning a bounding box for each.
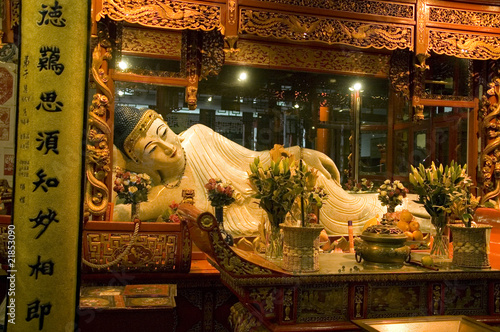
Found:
[10,0,89,331]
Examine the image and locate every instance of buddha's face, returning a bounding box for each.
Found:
[133,118,185,175]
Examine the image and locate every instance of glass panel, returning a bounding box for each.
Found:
[116,55,182,76]
[394,129,409,175]
[457,117,468,165]
[424,54,471,98]
[413,130,428,166]
[359,131,387,175]
[360,82,389,125]
[394,92,411,123]
[435,127,449,165]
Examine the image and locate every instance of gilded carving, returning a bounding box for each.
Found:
[85,26,113,218]
[429,30,500,60]
[416,0,426,47]
[99,0,223,32]
[229,302,268,332]
[85,232,178,272]
[226,40,390,77]
[240,9,413,50]
[228,0,237,25]
[478,80,500,204]
[283,288,293,321]
[495,283,500,313]
[389,49,411,100]
[122,27,182,57]
[354,285,364,318]
[253,0,414,19]
[249,288,276,317]
[432,284,441,315]
[201,30,225,80]
[10,0,20,28]
[429,7,500,29]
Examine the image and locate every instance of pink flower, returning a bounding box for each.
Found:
[216,184,224,193]
[169,214,180,223]
[169,201,179,210]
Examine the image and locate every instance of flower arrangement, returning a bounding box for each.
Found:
[409,161,467,222]
[247,145,327,228]
[163,201,181,223]
[344,178,374,192]
[377,179,408,213]
[113,168,152,205]
[204,178,236,208]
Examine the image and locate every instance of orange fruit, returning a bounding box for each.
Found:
[404,231,414,241]
[409,220,420,232]
[400,209,413,223]
[412,230,424,241]
[397,220,409,232]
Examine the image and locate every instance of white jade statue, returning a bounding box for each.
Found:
[112,107,383,236]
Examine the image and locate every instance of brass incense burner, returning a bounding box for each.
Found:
[355,220,411,267]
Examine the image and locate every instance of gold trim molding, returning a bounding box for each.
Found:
[429,30,500,60]
[253,0,414,19]
[429,6,500,29]
[122,27,182,57]
[239,9,413,50]
[226,40,390,77]
[99,0,224,33]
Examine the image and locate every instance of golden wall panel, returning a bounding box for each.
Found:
[239,9,413,50]
[226,40,390,77]
[429,30,500,60]
[99,0,223,32]
[429,6,500,29]
[253,0,414,19]
[122,27,182,57]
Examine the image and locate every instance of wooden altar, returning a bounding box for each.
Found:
[177,203,500,331]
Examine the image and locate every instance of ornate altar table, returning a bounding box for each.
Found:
[177,203,500,332]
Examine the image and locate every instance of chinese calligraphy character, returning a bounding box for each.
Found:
[26,299,52,330]
[36,130,60,155]
[23,56,29,79]
[29,255,54,279]
[29,209,59,239]
[36,91,63,112]
[33,169,59,192]
[37,46,64,75]
[37,1,66,27]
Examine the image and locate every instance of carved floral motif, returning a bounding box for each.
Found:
[429,7,500,29]
[122,27,182,57]
[226,40,390,76]
[429,30,500,60]
[99,0,223,32]
[240,9,413,50]
[254,0,414,19]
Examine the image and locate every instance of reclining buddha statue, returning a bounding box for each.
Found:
[112,106,382,236]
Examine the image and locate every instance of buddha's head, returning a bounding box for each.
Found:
[114,106,185,180]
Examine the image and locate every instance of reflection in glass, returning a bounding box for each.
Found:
[424,54,472,98]
[413,131,427,166]
[359,131,387,175]
[435,127,449,165]
[394,130,408,175]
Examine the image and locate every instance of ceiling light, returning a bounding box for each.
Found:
[238,72,248,81]
[118,61,128,70]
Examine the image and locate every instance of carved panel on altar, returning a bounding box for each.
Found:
[366,281,428,318]
[296,284,348,322]
[444,280,489,316]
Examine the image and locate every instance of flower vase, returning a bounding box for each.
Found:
[215,206,233,246]
[265,213,284,260]
[430,215,449,259]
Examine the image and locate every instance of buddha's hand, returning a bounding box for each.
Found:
[301,149,341,182]
[113,204,131,221]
